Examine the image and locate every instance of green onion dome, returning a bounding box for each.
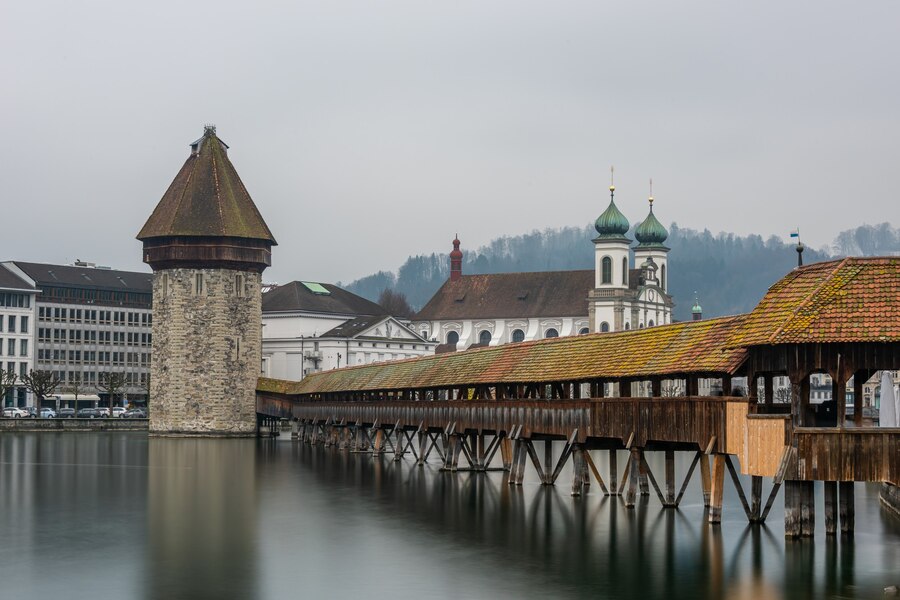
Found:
[594,186,631,237]
[634,197,668,246]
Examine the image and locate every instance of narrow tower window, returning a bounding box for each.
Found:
[622,257,628,285]
[161,274,169,297]
[235,274,244,297]
[661,265,666,291]
[194,273,205,296]
[601,257,612,284]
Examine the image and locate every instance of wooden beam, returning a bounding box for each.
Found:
[839,481,855,535]
[724,454,752,520]
[624,447,641,508]
[583,449,610,495]
[664,450,676,506]
[824,481,837,535]
[708,454,726,523]
[675,451,702,507]
[699,452,711,508]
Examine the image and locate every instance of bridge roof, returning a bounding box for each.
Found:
[259,314,748,395]
[728,257,900,346]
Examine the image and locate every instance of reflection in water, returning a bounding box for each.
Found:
[147,438,258,599]
[0,434,898,599]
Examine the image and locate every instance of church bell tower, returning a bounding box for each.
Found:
[137,126,276,436]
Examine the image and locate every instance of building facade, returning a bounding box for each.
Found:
[412,186,674,350]
[1,260,152,408]
[0,266,37,407]
[262,281,435,380]
[138,126,275,436]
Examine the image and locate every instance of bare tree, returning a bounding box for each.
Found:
[774,387,792,403]
[0,368,17,407]
[140,373,151,407]
[377,288,414,318]
[21,369,61,408]
[63,375,90,411]
[661,383,684,397]
[97,372,127,415]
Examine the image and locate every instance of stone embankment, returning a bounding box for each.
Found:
[882,483,900,518]
[0,418,148,432]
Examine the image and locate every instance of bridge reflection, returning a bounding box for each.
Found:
[271,441,879,600]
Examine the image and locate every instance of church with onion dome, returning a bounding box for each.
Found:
[412,179,675,351]
[587,182,674,333]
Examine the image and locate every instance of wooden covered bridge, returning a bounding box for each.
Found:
[256,257,900,537]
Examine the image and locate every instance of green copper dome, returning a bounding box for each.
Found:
[634,199,668,246]
[594,187,630,237]
[692,300,703,314]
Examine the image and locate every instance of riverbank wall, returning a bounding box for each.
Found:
[0,418,148,432]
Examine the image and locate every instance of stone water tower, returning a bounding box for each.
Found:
[137,126,276,436]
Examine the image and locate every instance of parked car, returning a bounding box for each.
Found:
[2,407,29,418]
[24,407,38,418]
[97,407,110,417]
[40,408,57,418]
[77,408,103,419]
[57,408,76,418]
[122,408,147,419]
[112,407,127,418]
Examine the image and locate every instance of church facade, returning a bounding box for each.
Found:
[412,185,674,350]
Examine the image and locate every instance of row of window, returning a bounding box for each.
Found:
[36,328,152,346]
[160,273,248,298]
[51,371,148,385]
[37,349,150,366]
[4,361,29,377]
[0,293,31,308]
[38,307,151,326]
[39,286,151,308]
[0,315,28,334]
[0,338,28,357]
[446,327,592,346]
[599,256,667,291]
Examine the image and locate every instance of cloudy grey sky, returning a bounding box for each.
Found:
[2,1,897,284]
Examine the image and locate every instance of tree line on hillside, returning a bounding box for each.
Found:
[352,222,898,322]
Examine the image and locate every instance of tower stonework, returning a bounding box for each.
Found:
[138,127,276,436]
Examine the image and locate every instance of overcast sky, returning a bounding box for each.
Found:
[2,1,897,284]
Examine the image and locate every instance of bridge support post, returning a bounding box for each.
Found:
[800,481,815,537]
[624,447,641,508]
[784,480,802,537]
[708,454,726,524]
[290,418,299,440]
[700,454,712,508]
[500,437,512,470]
[571,444,585,496]
[609,450,619,496]
[664,450,676,506]
[839,481,854,535]
[638,449,650,496]
[750,476,763,522]
[824,481,837,535]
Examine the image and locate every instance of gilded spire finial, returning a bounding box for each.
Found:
[609,165,615,194]
[648,178,654,210]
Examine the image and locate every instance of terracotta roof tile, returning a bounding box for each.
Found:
[265,315,748,395]
[728,257,900,346]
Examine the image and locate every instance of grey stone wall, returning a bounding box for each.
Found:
[150,268,261,436]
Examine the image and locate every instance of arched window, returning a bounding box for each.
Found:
[661,265,666,291]
[545,328,559,338]
[478,330,492,345]
[648,320,655,327]
[624,323,630,330]
[622,257,628,285]
[600,322,610,332]
[579,327,590,335]
[447,331,459,345]
[601,257,612,284]
[511,329,525,343]
[639,323,644,329]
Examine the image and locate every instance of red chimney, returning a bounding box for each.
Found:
[449,235,463,282]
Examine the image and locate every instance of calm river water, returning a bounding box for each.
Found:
[0,432,897,599]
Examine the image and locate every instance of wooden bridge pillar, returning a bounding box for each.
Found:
[624,447,641,508]
[664,450,676,506]
[839,481,855,535]
[824,481,837,535]
[609,450,619,496]
[637,449,650,496]
[708,454,726,524]
[699,453,712,508]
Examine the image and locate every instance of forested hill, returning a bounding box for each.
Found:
[343,223,898,322]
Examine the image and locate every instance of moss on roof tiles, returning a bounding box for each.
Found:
[259,316,748,396]
[137,129,276,243]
